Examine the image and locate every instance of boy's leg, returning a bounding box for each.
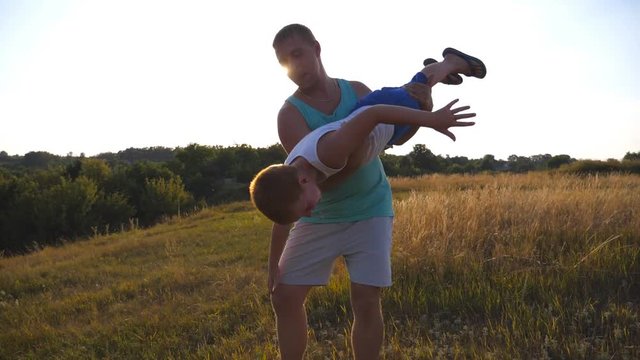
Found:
[423,58,463,85]
[442,47,487,79]
[390,75,432,145]
[421,48,487,86]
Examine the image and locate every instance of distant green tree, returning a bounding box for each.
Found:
[0,172,18,250]
[79,158,111,187]
[530,154,552,170]
[447,163,465,174]
[257,144,287,166]
[442,155,471,174]
[399,156,420,176]
[464,160,481,173]
[228,144,260,182]
[0,175,41,253]
[110,161,176,206]
[171,144,221,202]
[91,192,135,231]
[547,154,574,169]
[22,151,58,168]
[409,144,443,174]
[380,153,402,177]
[507,155,533,173]
[34,176,98,243]
[623,151,640,161]
[560,159,622,174]
[479,154,497,172]
[116,147,176,163]
[139,177,193,224]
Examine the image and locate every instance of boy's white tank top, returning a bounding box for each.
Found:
[284,105,393,178]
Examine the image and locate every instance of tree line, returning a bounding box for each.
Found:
[1,145,638,255]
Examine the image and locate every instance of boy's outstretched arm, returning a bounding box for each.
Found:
[393,82,434,145]
[317,101,475,169]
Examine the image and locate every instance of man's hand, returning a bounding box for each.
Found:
[268,223,291,294]
[268,265,280,294]
[403,82,433,111]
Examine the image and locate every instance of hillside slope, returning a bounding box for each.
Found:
[0,202,279,358]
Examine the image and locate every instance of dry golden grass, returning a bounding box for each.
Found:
[392,173,639,267]
[382,173,640,358]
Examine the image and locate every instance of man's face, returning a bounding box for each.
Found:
[274,35,320,87]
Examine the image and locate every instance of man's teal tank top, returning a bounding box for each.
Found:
[286,79,393,223]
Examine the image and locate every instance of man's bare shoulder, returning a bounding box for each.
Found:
[277,101,310,153]
[347,80,372,98]
[277,100,297,117]
[277,101,304,127]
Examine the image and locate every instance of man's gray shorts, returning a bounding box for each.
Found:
[278,216,393,287]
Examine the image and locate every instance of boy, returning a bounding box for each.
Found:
[250,98,476,225]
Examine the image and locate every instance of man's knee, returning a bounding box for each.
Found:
[350,283,382,316]
[271,285,310,314]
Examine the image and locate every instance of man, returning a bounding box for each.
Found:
[269,23,481,359]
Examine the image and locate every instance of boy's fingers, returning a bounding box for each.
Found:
[452,106,471,113]
[441,129,456,141]
[447,99,460,108]
[455,113,476,119]
[455,121,475,127]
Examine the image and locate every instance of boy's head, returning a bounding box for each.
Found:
[249,164,321,225]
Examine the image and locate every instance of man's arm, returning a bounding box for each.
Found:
[268,222,292,292]
[277,103,312,153]
[266,104,311,291]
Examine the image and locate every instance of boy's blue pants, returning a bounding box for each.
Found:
[353,72,427,144]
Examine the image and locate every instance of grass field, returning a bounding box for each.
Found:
[1,173,638,359]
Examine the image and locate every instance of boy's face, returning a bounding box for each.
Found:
[274,35,320,88]
[290,179,321,221]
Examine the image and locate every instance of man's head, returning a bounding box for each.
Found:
[273,24,322,88]
[272,23,316,49]
[249,164,321,224]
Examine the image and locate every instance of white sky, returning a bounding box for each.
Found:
[1,0,638,160]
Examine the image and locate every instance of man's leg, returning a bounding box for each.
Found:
[342,217,392,359]
[271,284,313,360]
[350,282,384,360]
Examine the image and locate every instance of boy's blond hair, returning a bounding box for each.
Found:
[249,164,303,224]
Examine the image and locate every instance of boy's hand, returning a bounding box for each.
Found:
[431,99,476,141]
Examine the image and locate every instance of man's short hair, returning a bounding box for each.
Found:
[249,164,303,224]
[273,23,316,48]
